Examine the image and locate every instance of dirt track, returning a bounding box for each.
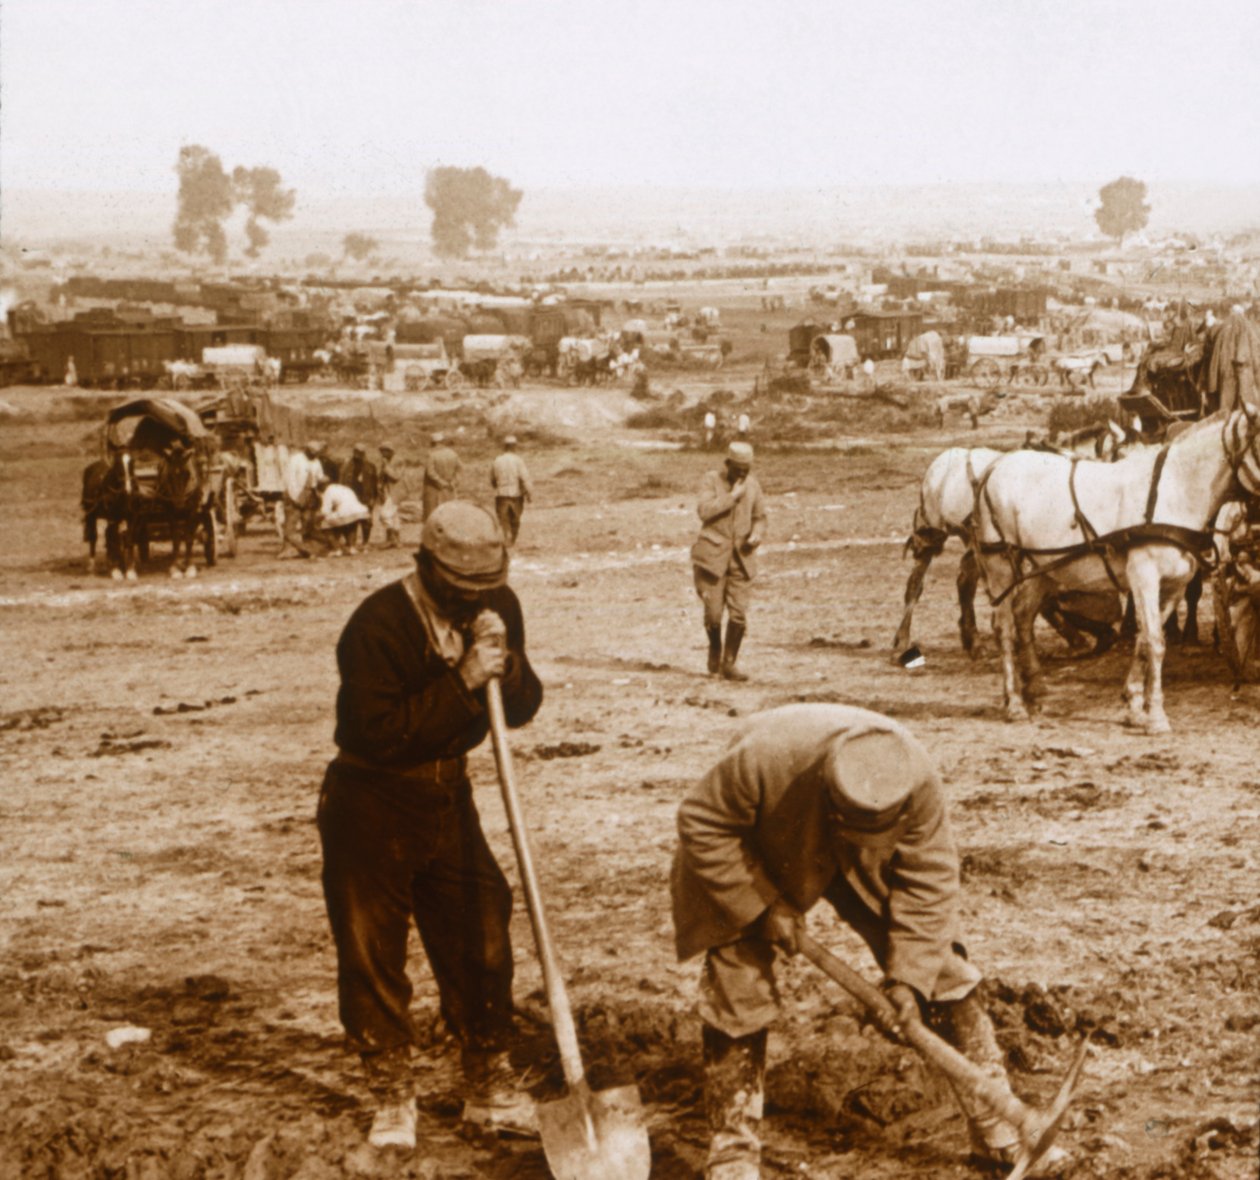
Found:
[0,379,1257,1179]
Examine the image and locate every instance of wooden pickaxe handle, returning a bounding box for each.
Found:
[798,932,1036,1138]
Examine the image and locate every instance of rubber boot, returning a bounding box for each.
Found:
[707,625,723,675]
[721,622,748,682]
[702,1025,766,1179]
[460,1048,539,1138]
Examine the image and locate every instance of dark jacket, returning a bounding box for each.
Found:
[345,456,380,506]
[333,579,542,767]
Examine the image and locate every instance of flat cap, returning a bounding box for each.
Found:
[503,434,518,446]
[353,442,367,454]
[430,431,447,445]
[420,501,508,590]
[824,725,930,830]
[727,441,754,466]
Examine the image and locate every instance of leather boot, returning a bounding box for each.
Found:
[460,1048,539,1138]
[940,992,1023,1163]
[707,625,723,675]
[721,622,748,682]
[385,528,400,549]
[702,1025,766,1179]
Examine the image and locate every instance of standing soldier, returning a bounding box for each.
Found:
[673,704,1057,1180]
[318,501,544,1151]
[423,432,462,520]
[703,409,717,450]
[278,440,325,559]
[377,444,402,549]
[691,441,766,681]
[490,435,532,546]
[344,443,380,550]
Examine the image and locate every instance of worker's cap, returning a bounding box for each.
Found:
[503,434,518,446]
[419,501,509,590]
[305,439,325,453]
[823,725,930,843]
[726,441,754,468]
[352,443,367,454]
[378,444,394,455]
[430,431,446,445]
[315,472,331,486]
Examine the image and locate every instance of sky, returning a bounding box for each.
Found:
[1,0,1259,198]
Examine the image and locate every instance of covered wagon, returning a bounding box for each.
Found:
[810,334,860,382]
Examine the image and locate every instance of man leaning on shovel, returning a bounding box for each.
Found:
[671,703,1069,1179]
[317,501,543,1150]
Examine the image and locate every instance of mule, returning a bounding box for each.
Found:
[972,409,1260,733]
[82,453,138,580]
[154,446,208,578]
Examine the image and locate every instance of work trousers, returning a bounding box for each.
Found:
[694,560,752,629]
[699,870,981,1039]
[495,496,524,545]
[422,481,454,521]
[318,760,515,1087]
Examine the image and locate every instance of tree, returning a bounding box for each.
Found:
[1095,176,1150,245]
[232,166,296,258]
[172,145,234,264]
[424,166,523,259]
[342,232,380,262]
[171,147,296,262]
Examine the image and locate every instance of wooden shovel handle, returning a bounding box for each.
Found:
[798,932,1035,1136]
[486,678,587,1090]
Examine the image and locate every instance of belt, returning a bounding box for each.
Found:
[334,750,467,784]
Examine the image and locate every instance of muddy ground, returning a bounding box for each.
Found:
[0,368,1256,1180]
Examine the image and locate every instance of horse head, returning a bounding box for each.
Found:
[157,445,202,508]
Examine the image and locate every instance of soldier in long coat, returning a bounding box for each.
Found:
[691,441,766,680]
[422,432,462,520]
[672,704,1031,1180]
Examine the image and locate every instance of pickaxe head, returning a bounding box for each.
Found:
[1006,1037,1090,1180]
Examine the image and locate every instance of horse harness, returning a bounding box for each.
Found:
[974,441,1221,607]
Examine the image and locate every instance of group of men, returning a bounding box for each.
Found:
[316,435,1060,1179]
[280,441,402,559]
[278,434,533,560]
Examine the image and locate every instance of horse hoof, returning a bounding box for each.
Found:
[1004,704,1030,723]
[1145,717,1172,736]
[186,566,197,579]
[110,569,124,582]
[125,570,138,582]
[170,568,183,580]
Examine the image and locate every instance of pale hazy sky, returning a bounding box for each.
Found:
[2,0,1258,196]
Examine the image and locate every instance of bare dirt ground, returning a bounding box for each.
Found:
[0,366,1256,1180]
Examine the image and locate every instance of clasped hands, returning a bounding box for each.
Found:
[458,610,507,690]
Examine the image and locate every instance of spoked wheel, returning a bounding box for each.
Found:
[222,475,239,558]
[443,368,465,392]
[1214,569,1258,685]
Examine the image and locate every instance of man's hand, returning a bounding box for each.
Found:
[882,980,922,1030]
[459,611,507,691]
[759,898,803,956]
[730,480,747,502]
[744,531,761,551]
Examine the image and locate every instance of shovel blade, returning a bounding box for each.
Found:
[537,1082,651,1180]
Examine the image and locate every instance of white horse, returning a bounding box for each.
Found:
[893,432,1129,659]
[972,410,1260,733]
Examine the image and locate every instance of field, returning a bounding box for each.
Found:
[0,365,1256,1180]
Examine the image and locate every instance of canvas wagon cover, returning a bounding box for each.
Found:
[203,345,267,368]
[462,334,530,362]
[106,397,208,451]
[812,334,859,366]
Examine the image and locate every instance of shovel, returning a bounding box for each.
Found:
[799,933,1087,1180]
[485,678,652,1180]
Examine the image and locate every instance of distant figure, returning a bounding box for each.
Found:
[65,356,78,387]
[490,435,532,546]
[344,444,380,549]
[704,410,717,449]
[376,444,402,548]
[279,441,326,559]
[862,357,876,390]
[736,412,751,440]
[317,476,372,555]
[423,432,462,520]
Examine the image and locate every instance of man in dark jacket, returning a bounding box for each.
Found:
[343,443,380,550]
[673,704,1037,1179]
[318,501,543,1151]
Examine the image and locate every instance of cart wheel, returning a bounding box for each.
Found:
[222,475,239,557]
[443,368,465,392]
[1029,362,1050,387]
[203,508,219,567]
[1214,569,1257,685]
[970,358,1001,391]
